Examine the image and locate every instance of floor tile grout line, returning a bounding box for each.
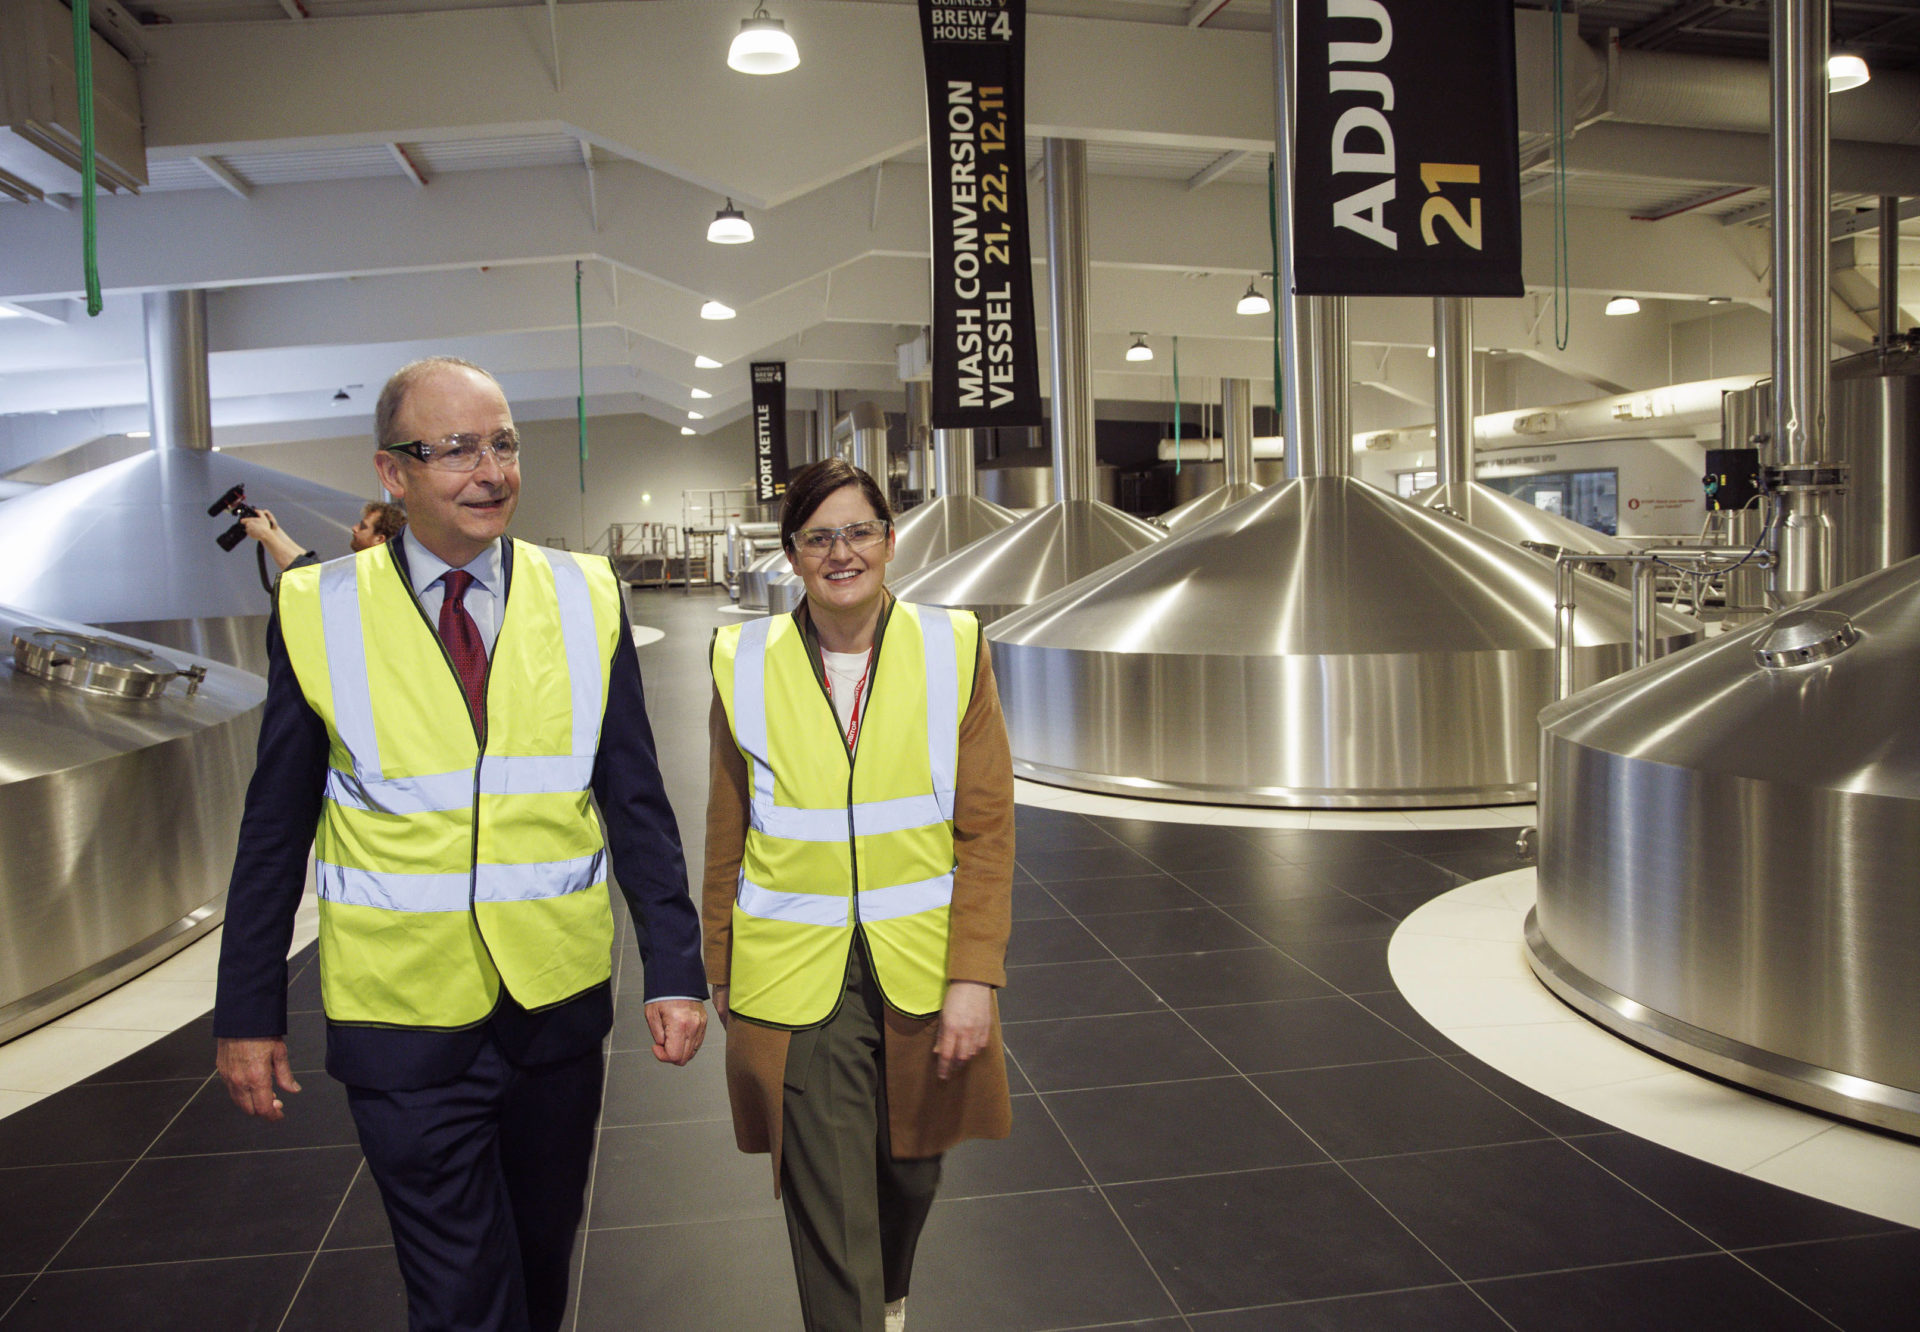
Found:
[1091,928,1526,1332]
[6,1068,220,1322]
[272,1155,369,1332]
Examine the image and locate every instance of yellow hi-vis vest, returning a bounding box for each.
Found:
[276,538,624,1028]
[712,602,979,1027]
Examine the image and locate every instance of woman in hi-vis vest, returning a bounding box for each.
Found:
[705,458,1015,1332]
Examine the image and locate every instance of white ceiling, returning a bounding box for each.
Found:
[0,0,1914,472]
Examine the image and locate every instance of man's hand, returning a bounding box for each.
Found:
[240,508,308,572]
[711,984,731,1030]
[216,1036,302,1122]
[646,998,708,1066]
[933,981,993,1081]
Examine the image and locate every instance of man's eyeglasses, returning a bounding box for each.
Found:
[383,430,522,472]
[791,519,890,557]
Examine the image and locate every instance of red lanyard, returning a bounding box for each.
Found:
[822,646,875,750]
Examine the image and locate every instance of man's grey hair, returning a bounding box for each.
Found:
[373,356,503,448]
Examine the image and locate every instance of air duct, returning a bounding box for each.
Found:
[0,0,147,204]
[144,291,212,454]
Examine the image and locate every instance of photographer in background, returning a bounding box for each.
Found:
[244,499,406,572]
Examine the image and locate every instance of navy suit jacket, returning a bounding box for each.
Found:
[213,539,706,1090]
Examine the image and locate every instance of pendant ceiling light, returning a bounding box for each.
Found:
[700,300,736,320]
[1125,333,1153,362]
[691,388,712,399]
[707,199,754,244]
[1604,295,1641,316]
[681,426,696,436]
[1235,279,1272,316]
[1827,52,1870,92]
[688,411,704,420]
[728,6,799,75]
[695,354,723,369]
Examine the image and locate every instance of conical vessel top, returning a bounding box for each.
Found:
[1158,481,1263,534]
[887,493,1019,579]
[888,498,1165,624]
[987,476,1696,807]
[1413,480,1633,557]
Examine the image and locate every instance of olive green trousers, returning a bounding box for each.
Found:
[779,939,944,1332]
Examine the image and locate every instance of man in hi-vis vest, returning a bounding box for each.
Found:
[213,357,707,1332]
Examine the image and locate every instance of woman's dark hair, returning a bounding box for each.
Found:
[779,458,892,552]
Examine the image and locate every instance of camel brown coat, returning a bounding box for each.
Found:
[703,601,1015,1192]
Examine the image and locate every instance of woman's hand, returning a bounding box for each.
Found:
[933,981,992,1081]
[712,984,731,1030]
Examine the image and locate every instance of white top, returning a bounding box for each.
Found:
[821,648,872,740]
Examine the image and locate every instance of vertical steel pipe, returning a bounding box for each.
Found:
[1222,379,1254,488]
[1553,557,1578,702]
[1272,0,1308,481]
[812,389,835,465]
[1882,197,1903,353]
[905,380,933,496]
[1434,297,1476,486]
[934,428,977,499]
[1043,138,1095,504]
[1768,0,1838,604]
[1631,563,1661,668]
[143,290,212,452]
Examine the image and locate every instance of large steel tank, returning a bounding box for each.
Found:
[0,447,367,673]
[1529,554,1920,1134]
[0,605,264,1040]
[987,476,1696,807]
[736,547,789,614]
[1721,345,1920,584]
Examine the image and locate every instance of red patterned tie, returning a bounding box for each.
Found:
[437,569,487,731]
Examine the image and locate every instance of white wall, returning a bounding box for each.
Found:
[229,410,765,551]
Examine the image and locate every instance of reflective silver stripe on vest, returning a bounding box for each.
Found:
[736,876,853,927]
[918,606,960,821]
[529,547,604,758]
[326,756,597,815]
[317,849,604,913]
[318,558,382,778]
[857,872,954,922]
[476,849,605,903]
[317,861,471,913]
[733,608,962,843]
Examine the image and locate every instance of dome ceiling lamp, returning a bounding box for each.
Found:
[1125,332,1153,362]
[707,199,754,244]
[728,6,799,76]
[1235,276,1272,316]
[700,300,737,320]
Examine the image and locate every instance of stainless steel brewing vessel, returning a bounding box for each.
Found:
[0,605,264,1040]
[987,476,1696,807]
[1529,553,1920,1135]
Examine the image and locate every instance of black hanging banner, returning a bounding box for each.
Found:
[750,362,789,504]
[1291,0,1524,297]
[918,0,1043,428]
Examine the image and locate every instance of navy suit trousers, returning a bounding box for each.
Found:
[347,1033,604,1332]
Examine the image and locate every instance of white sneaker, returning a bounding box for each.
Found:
[884,1297,906,1332]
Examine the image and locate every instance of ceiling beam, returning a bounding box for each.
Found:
[388,144,428,188]
[193,155,252,199]
[1185,150,1248,192]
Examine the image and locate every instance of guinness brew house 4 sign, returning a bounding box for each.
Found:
[919,0,1043,428]
[750,362,790,504]
[1292,0,1523,296]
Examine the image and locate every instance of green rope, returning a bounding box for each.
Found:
[1172,335,1182,474]
[71,0,102,316]
[1550,0,1571,350]
[1268,153,1281,423]
[574,261,588,494]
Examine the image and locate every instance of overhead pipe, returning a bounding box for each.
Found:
[1767,0,1840,605]
[143,290,212,453]
[1433,298,1475,485]
[1043,138,1096,504]
[1271,2,1309,482]
[811,389,834,466]
[904,380,933,497]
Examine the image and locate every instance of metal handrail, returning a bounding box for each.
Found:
[1551,545,1774,703]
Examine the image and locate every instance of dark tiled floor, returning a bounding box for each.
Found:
[3,589,1914,1330]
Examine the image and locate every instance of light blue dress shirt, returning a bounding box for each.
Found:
[403,529,504,656]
